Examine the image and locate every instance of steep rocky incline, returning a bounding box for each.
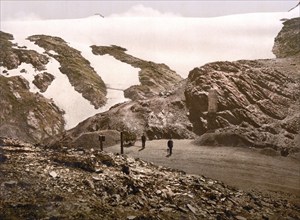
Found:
[91,45,182,100]
[0,75,65,143]
[185,58,300,153]
[185,17,300,154]
[272,17,300,58]
[1,137,299,220]
[0,31,48,71]
[28,35,107,108]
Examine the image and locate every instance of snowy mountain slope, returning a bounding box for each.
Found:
[0,9,298,131]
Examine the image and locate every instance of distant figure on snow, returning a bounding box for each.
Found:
[167,137,173,156]
[141,133,146,148]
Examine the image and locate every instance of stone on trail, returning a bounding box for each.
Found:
[187,204,197,214]
[49,171,58,178]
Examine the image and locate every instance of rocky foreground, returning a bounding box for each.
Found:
[0,137,299,220]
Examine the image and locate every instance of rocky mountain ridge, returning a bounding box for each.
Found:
[91,45,183,100]
[0,31,48,71]
[272,17,300,58]
[1,137,299,219]
[1,31,182,143]
[28,35,107,109]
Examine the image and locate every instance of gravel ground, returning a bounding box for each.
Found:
[107,139,300,196]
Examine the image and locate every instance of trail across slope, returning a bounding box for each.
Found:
[107,139,300,196]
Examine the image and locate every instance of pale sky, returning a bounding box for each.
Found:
[0,0,299,21]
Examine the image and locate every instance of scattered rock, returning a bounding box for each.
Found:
[0,154,7,163]
[0,138,299,219]
[236,216,247,220]
[121,164,130,175]
[187,204,197,214]
[49,171,58,178]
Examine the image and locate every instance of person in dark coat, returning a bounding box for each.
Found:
[141,133,146,148]
[167,137,173,155]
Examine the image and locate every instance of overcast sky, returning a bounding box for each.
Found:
[1,0,299,21]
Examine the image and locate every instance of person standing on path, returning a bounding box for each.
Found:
[167,137,173,156]
[141,133,146,149]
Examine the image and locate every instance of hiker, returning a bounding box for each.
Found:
[141,133,146,148]
[167,137,173,155]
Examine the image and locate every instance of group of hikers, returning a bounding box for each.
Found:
[141,133,173,156]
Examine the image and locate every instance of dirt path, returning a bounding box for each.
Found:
[107,139,300,196]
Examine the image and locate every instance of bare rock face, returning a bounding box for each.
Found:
[185,58,300,152]
[0,75,65,143]
[272,17,300,58]
[32,72,55,92]
[28,35,107,108]
[1,137,299,219]
[0,31,48,71]
[91,45,182,100]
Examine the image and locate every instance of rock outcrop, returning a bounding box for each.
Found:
[32,72,55,92]
[28,35,107,108]
[0,75,65,143]
[1,137,299,220]
[272,17,300,58]
[0,31,48,70]
[186,17,300,153]
[186,59,299,152]
[91,45,182,100]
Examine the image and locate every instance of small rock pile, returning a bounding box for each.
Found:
[0,137,299,219]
